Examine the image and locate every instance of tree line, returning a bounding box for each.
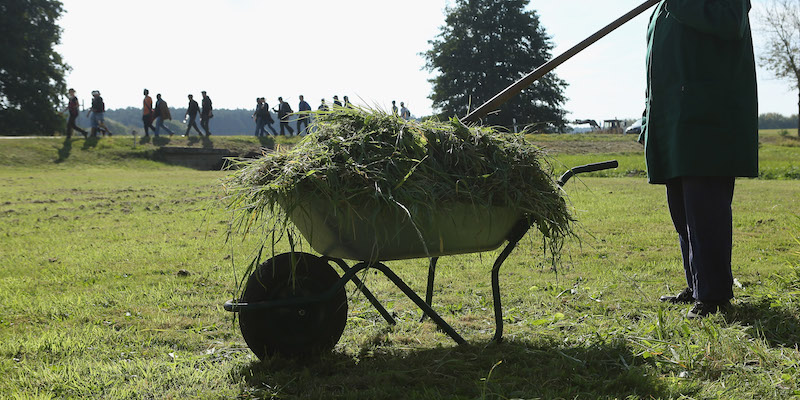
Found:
[758,112,800,130]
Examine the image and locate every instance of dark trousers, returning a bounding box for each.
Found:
[185,115,202,136]
[255,117,266,136]
[142,114,156,135]
[265,120,277,135]
[200,115,211,135]
[66,114,87,137]
[296,116,309,135]
[279,120,294,135]
[666,176,735,303]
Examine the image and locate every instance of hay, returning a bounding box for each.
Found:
[224,107,573,266]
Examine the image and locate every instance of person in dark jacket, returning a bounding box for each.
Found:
[642,0,758,319]
[273,97,294,136]
[64,88,88,138]
[253,97,275,136]
[296,95,312,135]
[183,94,203,137]
[153,94,176,137]
[252,97,265,136]
[86,90,112,137]
[261,98,278,135]
[200,91,213,136]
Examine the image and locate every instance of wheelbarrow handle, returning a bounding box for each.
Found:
[557,160,619,187]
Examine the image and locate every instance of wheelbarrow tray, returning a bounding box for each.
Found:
[287,198,524,262]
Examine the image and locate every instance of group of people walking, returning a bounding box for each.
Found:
[65,89,411,138]
[252,95,412,137]
[252,96,309,137]
[142,89,213,137]
[64,88,214,138]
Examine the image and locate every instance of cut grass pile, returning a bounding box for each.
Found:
[225,108,572,271]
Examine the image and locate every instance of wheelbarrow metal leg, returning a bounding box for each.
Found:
[324,256,397,325]
[420,256,439,322]
[367,261,467,345]
[491,220,531,343]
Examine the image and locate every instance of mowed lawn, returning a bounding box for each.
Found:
[0,135,799,399]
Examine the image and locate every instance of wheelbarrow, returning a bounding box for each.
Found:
[224,0,661,358]
[224,160,619,359]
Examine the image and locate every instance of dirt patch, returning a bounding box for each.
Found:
[531,139,643,154]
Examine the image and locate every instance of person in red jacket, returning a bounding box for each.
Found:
[142,89,157,136]
[64,88,87,138]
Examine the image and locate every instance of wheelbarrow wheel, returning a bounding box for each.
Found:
[238,252,348,359]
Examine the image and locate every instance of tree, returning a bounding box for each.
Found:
[423,0,567,132]
[759,0,800,137]
[0,0,70,135]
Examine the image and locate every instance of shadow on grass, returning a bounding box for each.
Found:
[153,135,171,146]
[232,338,680,399]
[727,297,800,348]
[81,136,99,150]
[257,136,274,149]
[200,135,214,149]
[186,135,201,146]
[56,138,72,163]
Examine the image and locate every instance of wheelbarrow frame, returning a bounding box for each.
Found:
[224,160,618,349]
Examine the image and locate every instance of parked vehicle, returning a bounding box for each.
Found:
[625,118,644,135]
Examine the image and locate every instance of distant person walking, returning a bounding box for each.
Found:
[343,95,353,108]
[391,100,398,116]
[200,91,213,136]
[296,95,311,135]
[183,94,203,137]
[273,97,294,136]
[153,94,176,137]
[261,97,278,135]
[400,102,411,120]
[252,97,264,136]
[332,95,342,108]
[87,90,112,137]
[64,88,88,138]
[318,98,328,111]
[253,97,274,137]
[142,89,157,136]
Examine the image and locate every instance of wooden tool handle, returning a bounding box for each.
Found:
[461,0,661,124]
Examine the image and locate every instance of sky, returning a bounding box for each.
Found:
[55,0,797,123]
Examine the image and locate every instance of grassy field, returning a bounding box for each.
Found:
[1,134,799,399]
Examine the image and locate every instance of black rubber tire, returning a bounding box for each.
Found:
[238,252,348,359]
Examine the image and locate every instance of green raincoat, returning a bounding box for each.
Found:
[642,0,758,184]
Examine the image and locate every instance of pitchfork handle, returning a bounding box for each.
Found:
[462,0,661,124]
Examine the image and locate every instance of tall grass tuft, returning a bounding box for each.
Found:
[223,107,573,285]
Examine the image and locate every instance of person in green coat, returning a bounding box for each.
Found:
[641,0,758,319]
